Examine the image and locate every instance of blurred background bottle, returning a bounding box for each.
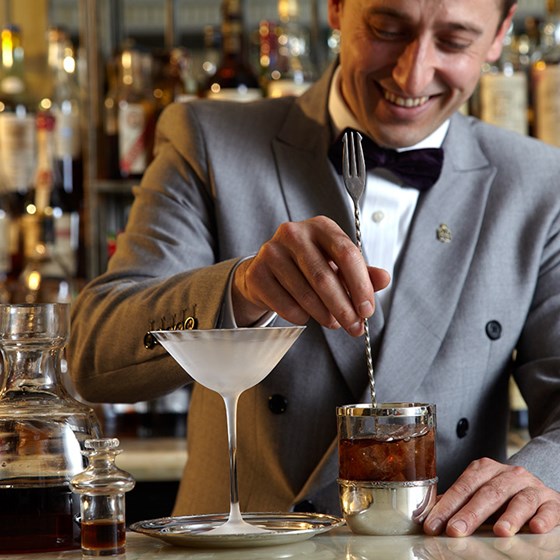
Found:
[116,43,157,179]
[152,46,199,107]
[532,0,560,146]
[44,26,83,279]
[205,0,261,101]
[0,25,37,288]
[265,0,314,98]
[477,24,529,135]
[199,25,222,88]
[0,25,37,200]
[15,111,74,304]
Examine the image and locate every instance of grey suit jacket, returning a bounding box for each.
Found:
[70,62,560,516]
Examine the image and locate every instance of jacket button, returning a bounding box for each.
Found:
[485,321,502,340]
[144,332,158,349]
[268,394,288,414]
[293,500,316,513]
[456,418,469,438]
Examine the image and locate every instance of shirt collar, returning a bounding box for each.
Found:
[328,65,449,152]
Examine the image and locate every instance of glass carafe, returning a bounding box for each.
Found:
[0,303,102,553]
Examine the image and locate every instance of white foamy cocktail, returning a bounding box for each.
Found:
[152,327,304,396]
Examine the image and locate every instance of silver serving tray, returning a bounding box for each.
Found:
[130,512,344,548]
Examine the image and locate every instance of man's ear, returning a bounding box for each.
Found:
[486,4,517,62]
[327,0,343,30]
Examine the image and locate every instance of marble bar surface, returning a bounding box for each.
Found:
[8,525,560,560]
[116,437,187,481]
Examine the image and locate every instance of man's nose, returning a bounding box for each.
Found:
[392,38,436,96]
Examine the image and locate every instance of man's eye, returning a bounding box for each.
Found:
[438,37,472,51]
[372,27,406,40]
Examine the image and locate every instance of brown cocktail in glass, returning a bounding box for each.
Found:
[337,403,437,535]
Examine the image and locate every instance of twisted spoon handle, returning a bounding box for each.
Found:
[352,202,376,407]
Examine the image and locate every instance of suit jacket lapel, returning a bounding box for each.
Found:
[272,61,347,227]
[271,62,385,402]
[373,113,498,403]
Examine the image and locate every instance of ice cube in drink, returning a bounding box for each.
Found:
[339,425,436,482]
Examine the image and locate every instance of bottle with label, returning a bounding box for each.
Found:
[206,0,262,101]
[16,112,75,304]
[478,25,529,135]
[117,44,157,178]
[266,0,315,98]
[0,25,37,198]
[532,0,560,146]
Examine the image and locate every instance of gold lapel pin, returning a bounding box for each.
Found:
[436,224,452,243]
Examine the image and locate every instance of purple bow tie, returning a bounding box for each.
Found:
[329,128,444,191]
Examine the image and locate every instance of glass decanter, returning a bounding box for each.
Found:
[0,303,102,553]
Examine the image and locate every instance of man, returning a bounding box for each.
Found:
[70,0,560,537]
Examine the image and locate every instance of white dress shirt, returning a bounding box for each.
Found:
[328,67,449,315]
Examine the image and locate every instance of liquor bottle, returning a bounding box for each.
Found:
[153,47,198,108]
[0,25,37,197]
[45,26,83,279]
[200,25,222,85]
[478,25,529,135]
[266,0,315,98]
[205,0,262,101]
[174,48,200,103]
[532,0,560,146]
[15,112,74,304]
[516,21,541,137]
[116,44,157,178]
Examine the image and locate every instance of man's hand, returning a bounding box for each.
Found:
[232,216,390,332]
[424,458,560,537]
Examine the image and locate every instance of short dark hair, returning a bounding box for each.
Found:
[501,0,517,22]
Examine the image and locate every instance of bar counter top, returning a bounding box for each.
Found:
[8,525,560,559]
[117,437,187,481]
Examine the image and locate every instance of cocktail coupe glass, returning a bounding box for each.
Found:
[151,326,305,535]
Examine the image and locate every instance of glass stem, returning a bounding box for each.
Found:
[223,392,243,522]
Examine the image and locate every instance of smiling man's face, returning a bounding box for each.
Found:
[328,0,515,148]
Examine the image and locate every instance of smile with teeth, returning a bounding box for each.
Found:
[384,90,430,107]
